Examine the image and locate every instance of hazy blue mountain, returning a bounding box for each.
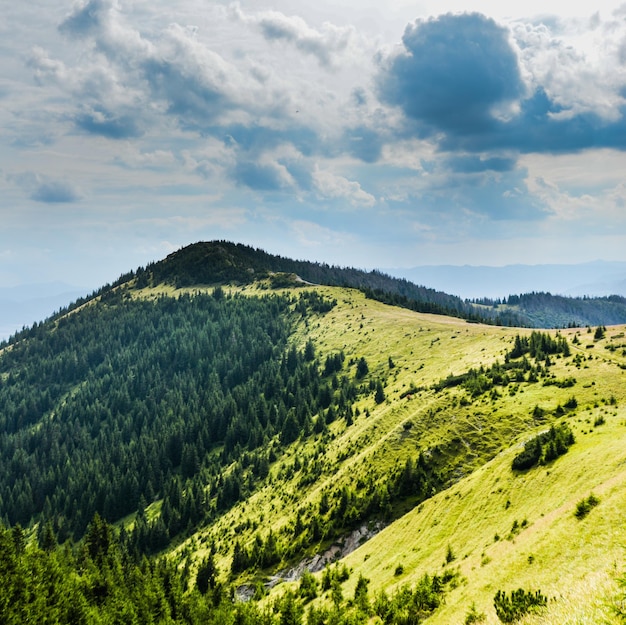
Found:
[0,282,88,341]
[384,261,626,300]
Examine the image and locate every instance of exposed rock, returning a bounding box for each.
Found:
[267,521,384,589]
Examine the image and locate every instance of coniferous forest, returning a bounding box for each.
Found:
[0,289,355,542]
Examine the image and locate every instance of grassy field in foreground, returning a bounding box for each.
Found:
[338,395,626,624]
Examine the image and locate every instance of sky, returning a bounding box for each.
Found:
[2,0,626,291]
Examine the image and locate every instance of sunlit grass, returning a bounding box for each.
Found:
[130,281,626,622]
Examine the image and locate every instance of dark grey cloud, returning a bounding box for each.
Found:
[11,172,81,203]
[232,8,353,68]
[224,123,321,158]
[443,154,517,173]
[232,152,315,193]
[74,106,143,139]
[438,87,626,154]
[378,13,626,155]
[258,19,333,67]
[142,57,228,125]
[59,0,109,38]
[379,13,524,136]
[282,160,313,191]
[342,126,384,163]
[234,161,287,191]
[31,180,81,203]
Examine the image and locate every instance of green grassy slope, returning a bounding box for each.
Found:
[144,282,626,622]
[339,398,626,624]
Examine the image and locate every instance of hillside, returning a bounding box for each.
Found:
[140,241,626,328]
[1,241,626,624]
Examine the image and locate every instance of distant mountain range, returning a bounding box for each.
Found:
[384,260,626,300]
[0,282,87,341]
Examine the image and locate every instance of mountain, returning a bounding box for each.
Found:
[385,260,626,300]
[132,241,626,329]
[1,240,626,624]
[4,244,626,341]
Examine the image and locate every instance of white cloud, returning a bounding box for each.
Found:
[511,14,626,120]
[230,4,358,68]
[289,219,357,249]
[313,167,376,207]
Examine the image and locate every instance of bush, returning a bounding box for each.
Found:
[494,588,547,623]
[299,569,318,602]
[465,602,487,624]
[574,493,599,519]
[512,423,575,471]
[564,396,578,410]
[445,544,456,563]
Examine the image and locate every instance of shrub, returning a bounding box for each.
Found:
[445,544,456,563]
[574,494,599,519]
[299,569,318,602]
[494,588,547,623]
[356,357,369,379]
[512,423,575,471]
[564,396,578,410]
[465,602,487,624]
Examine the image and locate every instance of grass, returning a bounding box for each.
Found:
[126,280,626,622]
[337,399,626,623]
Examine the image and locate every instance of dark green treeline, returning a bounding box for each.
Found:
[0,289,347,546]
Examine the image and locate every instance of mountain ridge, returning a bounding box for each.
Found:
[4,242,626,345]
[133,241,626,328]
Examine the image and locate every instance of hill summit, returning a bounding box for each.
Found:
[131,241,626,329]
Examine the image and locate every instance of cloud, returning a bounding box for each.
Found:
[59,0,111,39]
[37,0,379,197]
[74,105,143,139]
[31,180,81,203]
[231,6,355,68]
[55,3,294,137]
[443,154,517,173]
[342,125,384,163]
[378,13,525,136]
[59,0,154,61]
[313,168,376,207]
[58,2,235,134]
[234,160,294,191]
[512,17,626,122]
[378,12,626,155]
[113,147,177,171]
[13,172,82,203]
